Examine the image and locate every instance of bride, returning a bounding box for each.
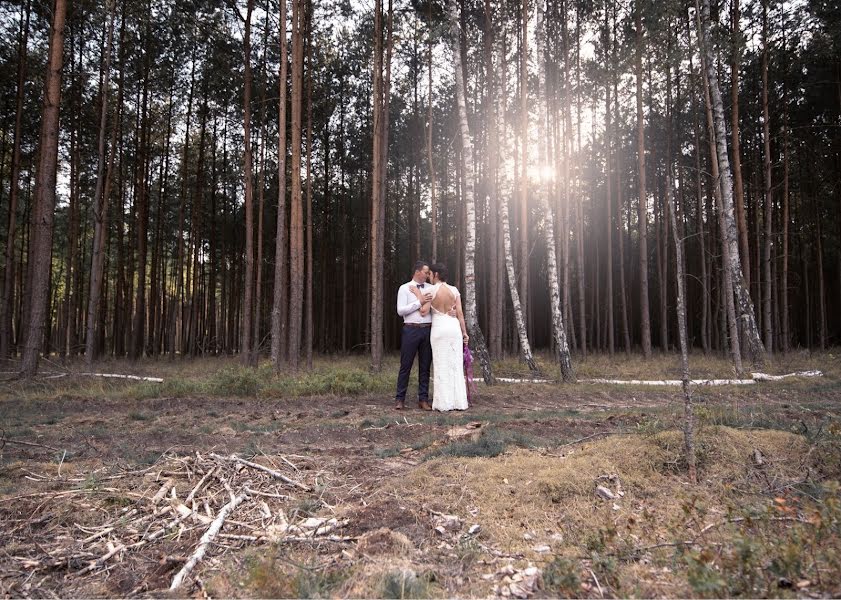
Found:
[408,263,469,412]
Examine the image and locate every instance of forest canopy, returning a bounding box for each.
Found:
[0,0,839,375]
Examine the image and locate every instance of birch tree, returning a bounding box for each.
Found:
[696,0,766,365]
[448,0,494,384]
[537,1,574,381]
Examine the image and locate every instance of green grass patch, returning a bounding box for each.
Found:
[426,427,539,460]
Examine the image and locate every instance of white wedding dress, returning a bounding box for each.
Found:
[429,283,468,412]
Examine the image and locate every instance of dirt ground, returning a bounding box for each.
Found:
[1,353,840,598]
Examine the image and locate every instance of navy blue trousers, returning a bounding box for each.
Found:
[395,325,432,402]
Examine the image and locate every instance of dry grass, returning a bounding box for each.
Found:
[2,349,837,403]
[383,426,830,596]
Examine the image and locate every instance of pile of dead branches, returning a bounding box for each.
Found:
[1,450,350,595]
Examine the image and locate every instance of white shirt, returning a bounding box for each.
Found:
[396,280,432,324]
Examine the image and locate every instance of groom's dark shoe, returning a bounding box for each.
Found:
[394,399,406,410]
[418,400,432,411]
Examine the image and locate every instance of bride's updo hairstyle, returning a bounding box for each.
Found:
[430,263,448,282]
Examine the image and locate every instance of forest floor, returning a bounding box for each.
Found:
[1,350,840,598]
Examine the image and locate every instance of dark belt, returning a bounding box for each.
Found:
[404,323,431,328]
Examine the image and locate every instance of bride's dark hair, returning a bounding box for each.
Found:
[430,263,448,282]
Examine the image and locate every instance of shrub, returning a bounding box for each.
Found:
[426,427,538,460]
[542,556,581,597]
[379,569,433,599]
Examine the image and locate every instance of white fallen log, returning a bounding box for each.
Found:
[473,370,822,386]
[583,378,756,386]
[169,492,247,590]
[751,370,823,381]
[75,372,164,383]
[209,453,311,492]
[472,376,552,383]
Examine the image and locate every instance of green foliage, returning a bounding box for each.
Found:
[542,556,581,597]
[678,485,841,597]
[209,366,261,396]
[378,569,434,599]
[247,555,347,599]
[684,549,729,598]
[424,426,540,460]
[454,537,482,567]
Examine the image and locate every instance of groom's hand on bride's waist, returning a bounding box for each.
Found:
[447,306,457,317]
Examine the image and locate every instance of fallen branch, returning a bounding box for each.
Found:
[170,492,247,590]
[210,453,311,492]
[75,542,126,576]
[0,432,62,453]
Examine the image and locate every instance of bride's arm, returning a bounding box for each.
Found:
[455,296,469,343]
[409,283,432,316]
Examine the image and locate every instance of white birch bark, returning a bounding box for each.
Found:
[536,3,574,381]
[667,164,696,483]
[696,0,766,365]
[448,0,494,384]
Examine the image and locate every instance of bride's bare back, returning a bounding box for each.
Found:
[432,283,457,315]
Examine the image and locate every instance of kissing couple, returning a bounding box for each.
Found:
[394,261,471,412]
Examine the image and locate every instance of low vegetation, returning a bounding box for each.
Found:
[1,351,838,597]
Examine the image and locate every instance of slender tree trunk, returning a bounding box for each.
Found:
[207,116,218,354]
[761,0,774,353]
[574,6,586,355]
[731,0,750,288]
[271,0,289,370]
[63,23,81,359]
[428,0,437,262]
[781,70,790,353]
[697,0,766,365]
[635,0,652,358]
[668,153,696,483]
[369,0,391,372]
[536,4,573,381]
[1,0,31,359]
[518,0,529,334]
[288,0,305,370]
[304,0,314,370]
[815,196,827,350]
[603,7,614,357]
[253,8,270,361]
[188,85,208,357]
[170,45,196,357]
[84,0,117,363]
[699,26,742,373]
[241,0,256,366]
[130,14,151,361]
[19,0,67,376]
[482,0,502,359]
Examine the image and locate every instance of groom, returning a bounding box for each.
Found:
[394,261,434,410]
